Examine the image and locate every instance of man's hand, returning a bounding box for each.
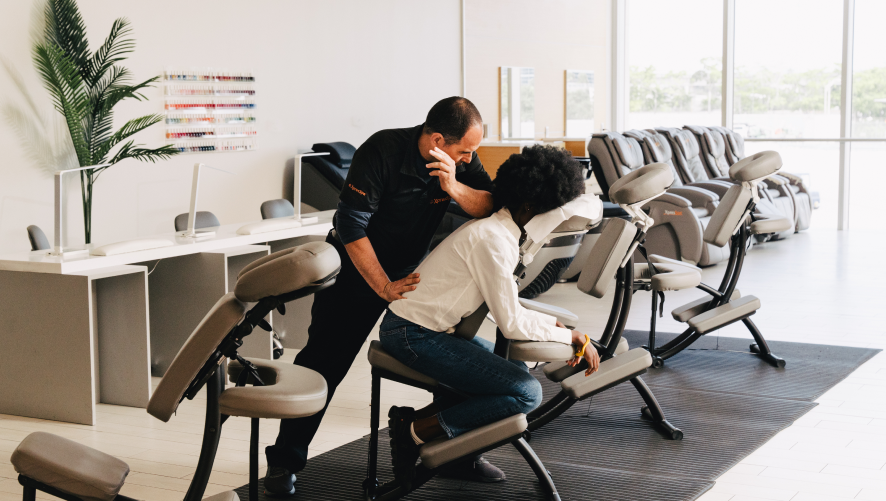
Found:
[427,147,461,196]
[379,273,420,302]
[566,330,600,377]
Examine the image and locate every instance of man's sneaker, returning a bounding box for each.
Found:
[388,406,420,488]
[263,466,296,497]
[438,455,506,483]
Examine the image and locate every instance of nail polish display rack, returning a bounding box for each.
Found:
[162,68,258,153]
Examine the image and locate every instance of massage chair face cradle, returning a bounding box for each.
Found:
[9,243,343,501]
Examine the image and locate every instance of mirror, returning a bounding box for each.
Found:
[566,70,594,137]
[500,67,535,139]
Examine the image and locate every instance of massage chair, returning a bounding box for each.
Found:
[10,242,343,501]
[301,142,354,211]
[710,126,816,232]
[684,125,799,237]
[588,131,726,267]
[363,165,693,501]
[655,127,793,241]
[641,151,790,368]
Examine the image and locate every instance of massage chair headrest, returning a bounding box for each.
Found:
[608,163,673,206]
[311,142,356,168]
[523,194,603,245]
[729,151,781,183]
[234,241,342,303]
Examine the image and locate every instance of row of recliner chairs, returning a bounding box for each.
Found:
[588,125,816,267]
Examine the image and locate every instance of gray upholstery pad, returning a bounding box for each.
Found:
[11,432,130,501]
[367,340,438,387]
[508,341,575,362]
[671,290,741,323]
[608,163,673,205]
[561,348,652,399]
[518,298,578,329]
[688,295,761,334]
[703,185,753,247]
[730,151,782,182]
[543,337,630,382]
[222,358,328,419]
[577,218,637,298]
[235,241,341,303]
[420,414,527,469]
[634,262,701,292]
[750,214,793,235]
[148,293,246,422]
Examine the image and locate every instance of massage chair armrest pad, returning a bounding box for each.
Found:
[642,193,691,209]
[420,414,527,469]
[648,254,702,272]
[762,175,788,187]
[518,298,578,329]
[666,186,719,214]
[687,180,732,197]
[560,348,652,399]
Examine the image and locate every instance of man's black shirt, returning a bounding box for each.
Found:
[335,124,493,279]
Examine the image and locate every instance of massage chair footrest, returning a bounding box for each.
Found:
[419,414,527,469]
[687,295,761,334]
[560,348,651,399]
[671,290,741,323]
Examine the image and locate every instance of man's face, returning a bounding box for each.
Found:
[433,125,483,165]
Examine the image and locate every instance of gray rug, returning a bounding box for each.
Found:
[236,333,879,501]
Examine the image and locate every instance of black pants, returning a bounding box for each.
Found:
[266,232,390,473]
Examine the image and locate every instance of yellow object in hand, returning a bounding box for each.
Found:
[574,334,591,357]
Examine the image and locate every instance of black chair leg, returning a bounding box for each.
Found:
[631,377,683,440]
[512,438,561,501]
[250,418,259,501]
[22,484,35,501]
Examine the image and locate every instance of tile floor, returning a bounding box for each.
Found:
[0,229,884,501]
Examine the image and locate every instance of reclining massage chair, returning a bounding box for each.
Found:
[641,151,791,368]
[9,242,342,501]
[684,125,799,238]
[655,127,793,241]
[588,131,725,267]
[362,165,691,501]
[710,126,816,232]
[301,142,355,211]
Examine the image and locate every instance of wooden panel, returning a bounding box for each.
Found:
[477,145,521,179]
[564,140,588,158]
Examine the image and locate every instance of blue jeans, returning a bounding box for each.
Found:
[379,310,543,438]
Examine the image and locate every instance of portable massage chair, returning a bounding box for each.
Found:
[362,164,691,501]
[9,242,342,501]
[640,151,791,368]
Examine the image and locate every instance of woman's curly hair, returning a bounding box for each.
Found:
[493,145,585,214]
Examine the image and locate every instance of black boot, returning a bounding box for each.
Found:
[388,406,420,489]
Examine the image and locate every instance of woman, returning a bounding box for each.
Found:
[379,145,600,485]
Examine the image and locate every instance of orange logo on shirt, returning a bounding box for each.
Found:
[349,184,366,196]
[431,196,452,204]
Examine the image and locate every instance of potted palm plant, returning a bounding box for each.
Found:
[33,0,178,244]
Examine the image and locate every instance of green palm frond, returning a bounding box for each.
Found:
[107,141,179,167]
[93,113,164,161]
[32,41,90,165]
[87,18,134,86]
[43,0,90,76]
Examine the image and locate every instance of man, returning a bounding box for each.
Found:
[265,97,502,495]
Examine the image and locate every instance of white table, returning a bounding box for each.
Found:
[0,211,333,425]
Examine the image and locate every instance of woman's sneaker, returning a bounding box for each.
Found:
[438,455,506,482]
[388,406,420,488]
[263,467,296,497]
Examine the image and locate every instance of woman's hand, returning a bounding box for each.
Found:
[566,330,600,376]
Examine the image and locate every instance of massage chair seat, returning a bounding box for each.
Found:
[684,125,797,237]
[588,131,716,266]
[11,242,342,501]
[645,151,790,368]
[655,127,792,241]
[301,142,355,211]
[710,126,815,232]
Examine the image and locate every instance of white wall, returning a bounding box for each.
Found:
[0,0,463,254]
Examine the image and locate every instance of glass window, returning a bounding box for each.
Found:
[625,0,722,131]
[851,0,886,138]
[734,0,843,139]
[744,141,839,230]
[566,70,594,137]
